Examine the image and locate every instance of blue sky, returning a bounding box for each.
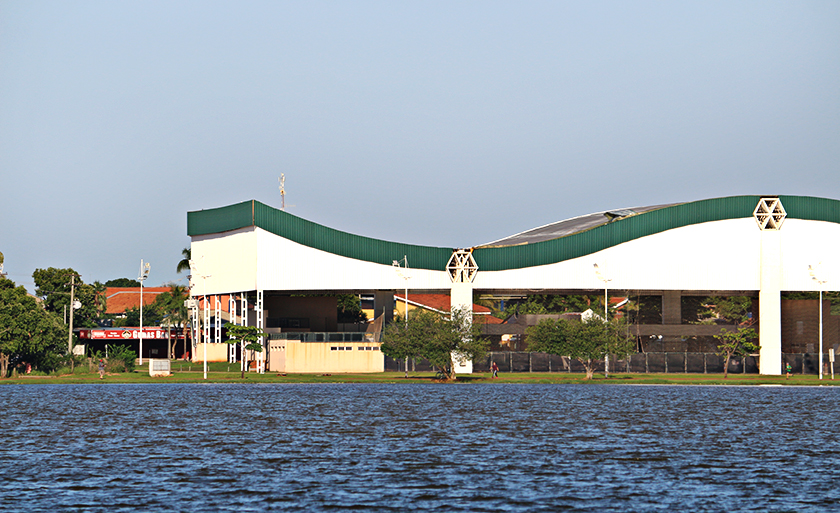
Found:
[2,1,838,292]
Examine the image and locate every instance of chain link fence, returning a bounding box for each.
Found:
[386,352,830,375]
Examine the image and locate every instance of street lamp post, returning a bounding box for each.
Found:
[138,260,150,366]
[393,256,410,325]
[393,256,410,376]
[809,264,827,380]
[594,263,612,378]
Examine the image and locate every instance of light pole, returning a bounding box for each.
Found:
[594,263,612,378]
[809,264,827,380]
[393,256,410,325]
[138,260,150,366]
[393,256,410,376]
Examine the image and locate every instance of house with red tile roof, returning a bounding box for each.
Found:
[394,294,504,325]
[105,287,171,315]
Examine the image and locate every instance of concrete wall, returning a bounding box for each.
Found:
[190,227,258,295]
[190,343,230,363]
[284,341,384,373]
[268,340,286,372]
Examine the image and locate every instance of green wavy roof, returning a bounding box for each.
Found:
[187,195,840,272]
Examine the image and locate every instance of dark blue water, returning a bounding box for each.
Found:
[1,384,838,512]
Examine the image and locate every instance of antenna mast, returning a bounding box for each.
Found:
[279,174,286,211]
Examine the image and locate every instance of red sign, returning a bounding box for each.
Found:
[77,328,184,340]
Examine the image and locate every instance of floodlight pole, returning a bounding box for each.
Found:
[594,263,612,378]
[138,260,150,366]
[393,256,410,326]
[393,256,410,376]
[819,288,823,380]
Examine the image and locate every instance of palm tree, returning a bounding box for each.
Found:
[92,281,107,319]
[162,284,189,358]
[176,247,191,274]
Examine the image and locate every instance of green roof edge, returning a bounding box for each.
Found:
[187,195,840,272]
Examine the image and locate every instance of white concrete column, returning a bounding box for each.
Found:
[754,197,787,376]
[759,230,782,375]
[447,249,479,375]
[450,281,474,374]
[203,296,210,346]
[241,295,248,373]
[257,290,265,374]
[214,295,221,345]
[229,295,237,363]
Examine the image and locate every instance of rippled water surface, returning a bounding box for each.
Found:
[2,384,839,512]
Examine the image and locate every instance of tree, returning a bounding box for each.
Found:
[337,294,367,323]
[224,323,265,378]
[697,296,754,325]
[33,267,99,328]
[120,304,164,327]
[92,281,107,319]
[497,294,599,319]
[0,277,66,377]
[176,247,191,274]
[153,284,190,358]
[526,317,635,379]
[105,278,140,287]
[715,327,759,378]
[381,307,488,381]
[380,312,425,378]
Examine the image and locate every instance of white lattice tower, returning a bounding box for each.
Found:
[753,197,787,230]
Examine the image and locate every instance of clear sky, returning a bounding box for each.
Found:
[2,1,838,293]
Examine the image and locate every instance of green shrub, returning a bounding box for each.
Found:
[106,345,137,373]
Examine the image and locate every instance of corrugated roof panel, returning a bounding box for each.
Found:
[188,195,840,273]
[251,201,452,270]
[187,200,254,236]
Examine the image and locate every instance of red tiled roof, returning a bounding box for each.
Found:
[105,288,245,315]
[105,287,170,314]
[395,293,498,318]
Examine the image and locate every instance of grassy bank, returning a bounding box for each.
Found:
[2,362,838,385]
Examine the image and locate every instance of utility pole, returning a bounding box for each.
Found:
[67,275,76,354]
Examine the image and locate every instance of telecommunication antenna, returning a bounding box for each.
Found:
[279,174,286,211]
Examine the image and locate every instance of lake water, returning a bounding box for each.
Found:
[1,384,838,512]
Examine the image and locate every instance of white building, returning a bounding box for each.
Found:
[188,195,840,375]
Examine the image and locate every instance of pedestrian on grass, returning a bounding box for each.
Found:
[491,361,499,379]
[98,359,105,379]
[785,362,792,379]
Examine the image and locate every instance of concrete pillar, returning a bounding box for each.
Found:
[662,291,682,325]
[759,231,783,375]
[450,281,473,374]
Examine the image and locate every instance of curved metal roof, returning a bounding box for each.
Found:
[188,195,840,272]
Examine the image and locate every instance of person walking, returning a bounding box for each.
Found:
[98,359,106,380]
[785,362,792,379]
[491,361,499,379]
